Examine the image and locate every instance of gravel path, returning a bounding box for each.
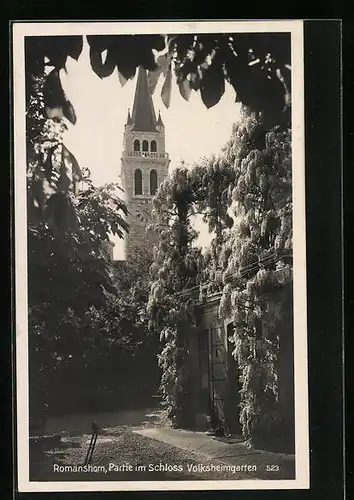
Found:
[30,408,254,482]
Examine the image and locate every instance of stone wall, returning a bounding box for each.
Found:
[124,197,156,257]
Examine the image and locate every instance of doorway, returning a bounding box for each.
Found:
[223,323,242,435]
[197,323,242,436]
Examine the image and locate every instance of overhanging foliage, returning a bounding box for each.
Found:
[25,32,291,230]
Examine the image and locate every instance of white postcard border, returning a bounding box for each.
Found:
[13,19,308,492]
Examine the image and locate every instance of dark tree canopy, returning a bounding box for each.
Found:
[25,33,291,125]
[25,32,291,233]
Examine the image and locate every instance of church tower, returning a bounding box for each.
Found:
[121,66,170,259]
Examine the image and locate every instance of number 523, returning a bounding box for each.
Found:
[266,465,280,472]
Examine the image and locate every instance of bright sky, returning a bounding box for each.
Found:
[60,37,241,259]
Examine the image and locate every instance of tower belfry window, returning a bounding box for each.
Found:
[151,140,157,152]
[150,169,158,196]
[142,140,149,152]
[133,139,140,152]
[134,169,143,195]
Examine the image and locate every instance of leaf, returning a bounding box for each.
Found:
[147,53,171,94]
[140,49,158,72]
[66,36,83,61]
[42,37,70,70]
[43,69,77,124]
[33,36,84,72]
[45,106,64,121]
[161,68,172,108]
[173,35,196,61]
[200,57,225,108]
[224,48,253,105]
[87,35,164,84]
[43,69,64,109]
[147,69,162,95]
[144,34,166,52]
[44,145,58,181]
[118,70,128,87]
[89,47,116,79]
[58,164,71,193]
[62,98,77,125]
[224,42,290,125]
[188,71,200,91]
[276,68,291,108]
[178,78,191,102]
[117,62,137,82]
[110,35,139,82]
[62,144,82,183]
[45,192,77,233]
[87,34,118,52]
[31,176,46,211]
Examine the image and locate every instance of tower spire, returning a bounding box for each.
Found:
[131,67,157,132]
[126,108,132,125]
[156,110,164,127]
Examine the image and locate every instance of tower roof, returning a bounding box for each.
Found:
[131,67,157,132]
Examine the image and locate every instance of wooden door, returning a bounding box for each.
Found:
[198,329,211,414]
[223,323,242,434]
[209,326,228,425]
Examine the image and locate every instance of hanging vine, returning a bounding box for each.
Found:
[147,106,293,450]
[215,109,293,449]
[147,167,203,427]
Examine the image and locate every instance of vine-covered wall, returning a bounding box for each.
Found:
[186,282,294,453]
[148,107,293,452]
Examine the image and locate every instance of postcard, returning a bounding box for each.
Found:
[13,19,309,492]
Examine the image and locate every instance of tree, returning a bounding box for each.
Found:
[147,167,204,427]
[84,247,161,408]
[28,174,129,416]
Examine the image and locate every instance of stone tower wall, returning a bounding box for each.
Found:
[120,67,170,260]
[121,135,169,259]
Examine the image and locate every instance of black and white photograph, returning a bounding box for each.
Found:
[13,20,308,491]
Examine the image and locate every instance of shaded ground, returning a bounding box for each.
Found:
[135,427,295,480]
[42,404,169,437]
[30,406,259,481]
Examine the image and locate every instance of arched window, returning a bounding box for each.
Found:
[151,140,157,152]
[134,169,143,195]
[150,169,158,196]
[133,139,140,152]
[142,140,149,152]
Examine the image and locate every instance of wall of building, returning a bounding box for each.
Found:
[101,240,115,261]
[188,294,227,431]
[189,284,295,447]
